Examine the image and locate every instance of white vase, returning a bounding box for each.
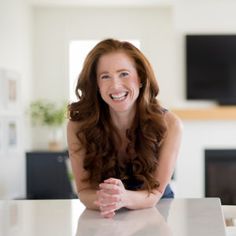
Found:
[48,127,63,151]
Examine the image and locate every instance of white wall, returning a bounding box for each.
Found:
[174,1,236,32]
[0,0,32,199]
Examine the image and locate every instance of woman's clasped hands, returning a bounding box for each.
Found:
[94,178,127,218]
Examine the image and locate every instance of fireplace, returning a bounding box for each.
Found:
[205,149,236,205]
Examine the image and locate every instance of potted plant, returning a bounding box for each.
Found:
[29,100,67,151]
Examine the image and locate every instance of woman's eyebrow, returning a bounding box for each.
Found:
[117,68,129,72]
[98,69,129,77]
[97,71,109,77]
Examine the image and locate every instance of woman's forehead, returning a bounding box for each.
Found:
[96,52,136,73]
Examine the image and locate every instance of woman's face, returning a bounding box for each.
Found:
[96,51,141,115]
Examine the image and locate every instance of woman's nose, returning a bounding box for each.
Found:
[111,77,122,88]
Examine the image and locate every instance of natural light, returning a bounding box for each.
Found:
[69,39,140,102]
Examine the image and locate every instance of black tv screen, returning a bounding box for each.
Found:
[186,35,236,105]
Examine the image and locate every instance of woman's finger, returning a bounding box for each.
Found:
[104,178,123,186]
[99,183,121,195]
[101,210,115,218]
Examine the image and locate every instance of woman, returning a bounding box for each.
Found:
[67,38,182,218]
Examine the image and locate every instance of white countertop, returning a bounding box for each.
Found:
[0,198,226,236]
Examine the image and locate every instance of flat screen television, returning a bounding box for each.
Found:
[186,35,236,105]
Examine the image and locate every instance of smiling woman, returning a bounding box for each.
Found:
[96,52,141,115]
[67,38,182,218]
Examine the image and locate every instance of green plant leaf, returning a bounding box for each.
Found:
[29,100,67,127]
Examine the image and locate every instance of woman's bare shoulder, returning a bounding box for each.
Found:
[67,120,83,153]
[164,110,183,132]
[67,119,81,132]
[67,120,85,138]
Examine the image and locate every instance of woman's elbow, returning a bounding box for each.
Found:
[148,193,162,208]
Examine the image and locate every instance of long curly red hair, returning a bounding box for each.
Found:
[68,39,167,192]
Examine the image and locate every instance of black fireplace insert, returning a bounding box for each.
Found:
[205,149,236,205]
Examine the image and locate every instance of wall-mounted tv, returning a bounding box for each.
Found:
[186,35,236,105]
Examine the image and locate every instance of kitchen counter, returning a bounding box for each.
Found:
[0,198,226,236]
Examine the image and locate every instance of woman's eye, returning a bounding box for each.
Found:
[120,72,129,78]
[101,75,110,79]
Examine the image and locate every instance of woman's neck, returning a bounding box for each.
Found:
[109,108,136,134]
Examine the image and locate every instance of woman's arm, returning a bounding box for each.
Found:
[67,120,99,210]
[154,110,183,194]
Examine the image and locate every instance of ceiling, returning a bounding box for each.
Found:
[29,0,174,7]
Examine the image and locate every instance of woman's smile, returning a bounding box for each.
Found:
[109,91,129,101]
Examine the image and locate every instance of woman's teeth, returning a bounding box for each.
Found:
[110,92,128,101]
